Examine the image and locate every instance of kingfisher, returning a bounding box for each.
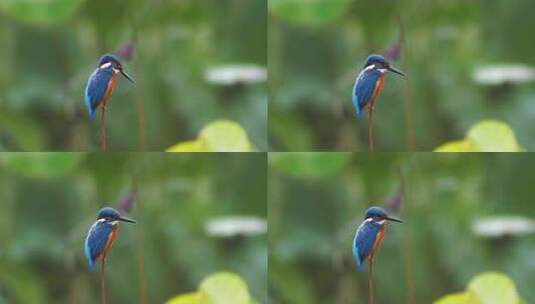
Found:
[352,206,402,271]
[352,54,405,118]
[84,54,134,119]
[84,207,136,271]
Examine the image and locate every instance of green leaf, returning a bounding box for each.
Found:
[466,120,520,152]
[166,139,208,152]
[434,272,523,304]
[199,121,252,152]
[167,120,252,152]
[0,153,84,179]
[434,120,521,152]
[198,272,251,304]
[269,0,351,26]
[434,292,469,304]
[467,272,519,304]
[434,140,477,152]
[166,292,200,304]
[0,0,84,26]
[269,152,351,178]
[165,272,255,304]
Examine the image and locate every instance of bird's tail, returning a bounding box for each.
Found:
[84,241,96,271]
[353,246,365,272]
[87,107,95,120]
[356,105,364,119]
[356,260,365,272]
[84,90,96,120]
[352,93,364,119]
[88,258,96,272]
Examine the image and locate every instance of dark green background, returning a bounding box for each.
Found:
[268,153,535,303]
[268,0,535,151]
[0,153,267,303]
[0,0,267,151]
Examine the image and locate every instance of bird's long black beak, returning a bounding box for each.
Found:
[388,66,405,76]
[119,216,136,223]
[120,69,135,83]
[386,216,403,223]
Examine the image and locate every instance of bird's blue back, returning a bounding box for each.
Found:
[84,220,113,271]
[84,67,114,119]
[353,220,381,271]
[352,68,382,118]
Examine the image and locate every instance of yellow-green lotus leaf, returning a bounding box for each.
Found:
[434,292,469,304]
[167,120,251,152]
[198,272,250,304]
[434,120,521,152]
[166,293,200,304]
[467,272,519,304]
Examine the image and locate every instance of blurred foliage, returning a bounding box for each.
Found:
[166,272,257,304]
[0,153,267,303]
[268,153,535,303]
[435,272,526,304]
[0,0,266,151]
[269,0,351,26]
[270,152,350,178]
[167,120,252,152]
[268,0,535,151]
[0,0,85,26]
[434,120,522,152]
[0,153,85,178]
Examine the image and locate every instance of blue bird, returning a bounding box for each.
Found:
[84,54,134,119]
[353,206,402,271]
[84,207,136,271]
[352,54,404,118]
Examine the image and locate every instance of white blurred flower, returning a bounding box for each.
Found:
[205,216,267,238]
[204,64,267,85]
[472,216,535,238]
[472,65,535,85]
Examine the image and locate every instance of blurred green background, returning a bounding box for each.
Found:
[0,0,266,151]
[0,153,267,303]
[268,0,535,151]
[268,153,535,303]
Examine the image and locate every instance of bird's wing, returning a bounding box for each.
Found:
[353,220,381,271]
[84,220,112,271]
[353,68,382,118]
[84,67,113,118]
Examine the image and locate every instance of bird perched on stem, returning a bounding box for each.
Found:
[84,207,136,271]
[352,54,404,119]
[353,206,402,271]
[84,54,134,150]
[85,207,135,304]
[352,54,404,151]
[353,206,402,304]
[84,54,134,119]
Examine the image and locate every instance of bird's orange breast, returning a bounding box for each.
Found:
[98,226,118,261]
[370,74,385,105]
[102,72,118,107]
[371,225,385,255]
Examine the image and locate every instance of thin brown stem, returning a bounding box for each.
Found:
[132,178,148,304]
[134,65,146,150]
[129,16,146,150]
[368,108,374,152]
[398,16,415,151]
[368,257,374,304]
[398,168,415,304]
[100,259,106,304]
[100,107,108,151]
